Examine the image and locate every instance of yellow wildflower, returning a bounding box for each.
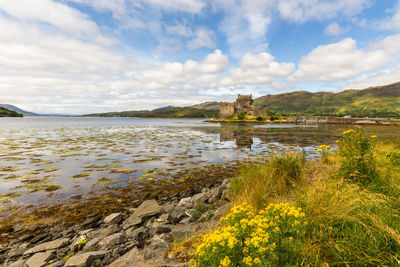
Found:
[220,256,231,267]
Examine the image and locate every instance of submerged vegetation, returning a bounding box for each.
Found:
[182,128,400,266]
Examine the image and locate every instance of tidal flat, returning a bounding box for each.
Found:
[0,117,399,241]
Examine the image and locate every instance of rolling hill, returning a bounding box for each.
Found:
[86,107,218,118]
[0,106,23,117]
[254,82,400,118]
[0,104,38,116]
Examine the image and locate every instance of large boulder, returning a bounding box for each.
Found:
[24,238,70,255]
[123,200,161,228]
[25,251,55,267]
[64,251,107,267]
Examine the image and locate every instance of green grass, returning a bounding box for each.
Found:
[217,131,400,265]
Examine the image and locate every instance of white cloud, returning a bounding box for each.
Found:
[365,0,400,31]
[0,0,113,45]
[292,38,388,82]
[143,0,206,13]
[213,0,273,57]
[165,23,193,38]
[220,52,295,86]
[187,28,216,49]
[278,0,373,23]
[324,22,348,36]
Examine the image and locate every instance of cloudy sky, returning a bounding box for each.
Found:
[0,0,400,114]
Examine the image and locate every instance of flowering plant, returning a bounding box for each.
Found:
[192,202,307,266]
[317,144,331,163]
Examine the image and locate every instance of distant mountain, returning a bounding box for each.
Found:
[254,82,400,118]
[190,101,219,110]
[0,106,23,117]
[152,106,176,112]
[86,107,218,118]
[0,104,38,116]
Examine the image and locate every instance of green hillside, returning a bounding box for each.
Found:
[86,107,218,118]
[190,101,219,110]
[0,107,23,117]
[254,82,400,118]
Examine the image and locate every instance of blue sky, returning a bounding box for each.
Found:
[0,0,399,114]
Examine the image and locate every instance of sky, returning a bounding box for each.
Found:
[0,0,400,115]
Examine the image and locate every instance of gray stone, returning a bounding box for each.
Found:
[108,247,143,267]
[221,189,231,201]
[8,245,28,258]
[198,211,213,222]
[162,203,175,214]
[123,200,161,228]
[125,226,146,241]
[98,233,123,249]
[179,217,192,224]
[169,206,186,221]
[221,179,229,188]
[48,260,65,267]
[213,203,230,221]
[155,224,173,234]
[192,192,208,205]
[208,187,221,203]
[70,235,87,252]
[25,251,55,267]
[64,251,107,267]
[85,237,100,248]
[6,259,26,267]
[24,238,70,255]
[86,225,119,240]
[104,213,123,224]
[143,235,169,260]
[159,213,170,221]
[178,197,192,208]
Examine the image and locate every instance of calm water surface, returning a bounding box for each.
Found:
[1,117,399,206]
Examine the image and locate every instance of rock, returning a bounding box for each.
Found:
[123,199,161,228]
[169,206,186,221]
[98,233,124,249]
[221,179,229,188]
[178,197,193,208]
[179,217,193,224]
[213,203,230,221]
[85,237,100,249]
[70,235,86,252]
[155,224,173,234]
[162,203,175,214]
[221,189,231,201]
[192,192,208,205]
[198,211,213,222]
[208,187,221,203]
[64,251,107,267]
[108,247,143,267]
[143,235,170,260]
[86,225,119,240]
[24,238,70,255]
[25,250,55,267]
[8,243,30,258]
[29,233,48,244]
[6,259,26,267]
[104,213,123,225]
[159,213,170,221]
[125,226,147,241]
[48,260,65,267]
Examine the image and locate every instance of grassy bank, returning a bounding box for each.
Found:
[173,128,400,266]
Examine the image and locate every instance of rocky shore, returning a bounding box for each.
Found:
[1,179,232,267]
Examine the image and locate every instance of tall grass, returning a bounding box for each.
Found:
[227,129,400,265]
[231,152,306,210]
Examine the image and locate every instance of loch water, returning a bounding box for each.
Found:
[1,117,399,206]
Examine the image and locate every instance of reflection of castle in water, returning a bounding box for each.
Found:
[220,126,254,149]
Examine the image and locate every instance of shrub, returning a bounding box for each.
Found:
[336,128,378,183]
[231,152,305,210]
[238,112,246,120]
[193,203,307,266]
[317,144,331,163]
[256,116,263,121]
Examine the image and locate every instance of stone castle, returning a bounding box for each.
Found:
[220,94,264,119]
